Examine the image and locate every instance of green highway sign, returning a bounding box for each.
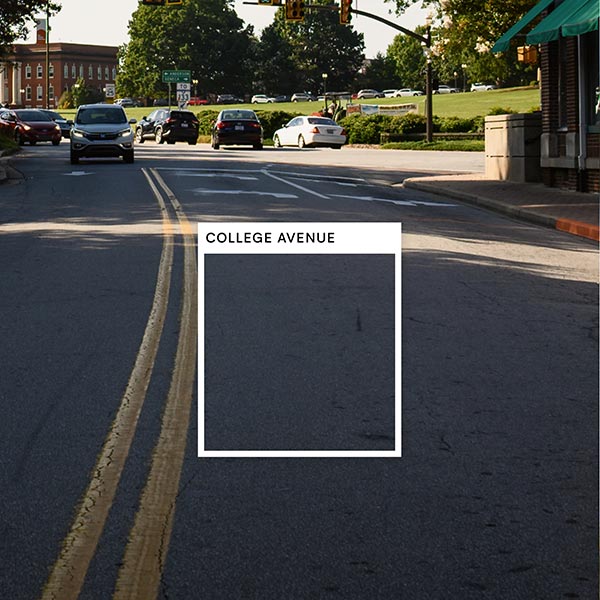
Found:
[162,70,191,83]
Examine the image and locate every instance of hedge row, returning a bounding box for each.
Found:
[194,108,520,144]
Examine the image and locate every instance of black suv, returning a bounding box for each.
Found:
[134,109,199,145]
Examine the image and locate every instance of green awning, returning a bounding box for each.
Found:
[526,0,591,44]
[492,0,554,53]
[561,0,599,37]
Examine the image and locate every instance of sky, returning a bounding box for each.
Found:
[24,0,426,59]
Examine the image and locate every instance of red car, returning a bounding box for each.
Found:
[188,97,209,105]
[13,109,61,145]
[0,109,18,138]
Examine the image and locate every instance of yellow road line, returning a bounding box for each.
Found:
[40,169,175,600]
[113,169,197,600]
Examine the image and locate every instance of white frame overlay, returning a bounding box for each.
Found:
[198,222,402,458]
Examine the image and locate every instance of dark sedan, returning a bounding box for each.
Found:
[14,109,61,145]
[211,109,263,150]
[135,109,199,145]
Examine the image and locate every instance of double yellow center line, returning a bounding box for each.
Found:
[41,169,197,600]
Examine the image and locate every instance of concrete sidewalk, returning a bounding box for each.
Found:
[403,173,599,242]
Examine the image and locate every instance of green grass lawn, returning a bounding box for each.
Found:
[56,86,540,122]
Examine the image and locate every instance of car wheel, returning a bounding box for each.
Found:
[30,140,36,146]
[70,150,80,164]
[123,150,134,164]
[331,144,342,149]
[211,136,220,150]
[167,140,175,145]
[188,139,197,145]
[52,139,60,146]
[298,135,306,149]
[273,134,281,148]
[253,143,263,150]
[155,127,164,144]
[135,128,144,143]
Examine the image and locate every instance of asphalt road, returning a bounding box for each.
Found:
[0,141,597,599]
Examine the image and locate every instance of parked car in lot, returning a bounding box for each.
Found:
[291,92,316,102]
[40,109,71,138]
[188,97,209,105]
[382,89,399,98]
[211,109,263,150]
[135,109,199,145]
[251,94,276,104]
[114,97,139,107]
[153,98,169,106]
[356,89,384,99]
[433,85,459,94]
[470,82,496,91]
[273,115,346,149]
[216,94,243,104]
[395,88,424,97]
[69,103,136,164]
[13,109,61,145]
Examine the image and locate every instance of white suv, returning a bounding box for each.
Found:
[70,104,136,164]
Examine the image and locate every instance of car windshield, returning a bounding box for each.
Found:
[307,117,336,125]
[76,107,127,125]
[42,110,64,120]
[221,110,257,121]
[16,110,52,121]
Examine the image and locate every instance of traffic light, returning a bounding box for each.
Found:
[141,0,165,5]
[285,0,305,22]
[339,0,352,25]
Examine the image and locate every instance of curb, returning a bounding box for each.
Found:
[403,178,599,242]
[0,154,24,184]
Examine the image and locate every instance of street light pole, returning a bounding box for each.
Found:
[45,0,50,108]
[322,73,328,111]
[424,22,433,143]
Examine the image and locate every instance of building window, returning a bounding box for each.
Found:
[105,66,109,80]
[64,64,69,78]
[71,64,76,79]
[89,65,93,79]
[112,67,116,80]
[97,66,102,80]
[49,85,54,101]
[25,65,32,79]
[36,85,43,100]
[49,63,54,78]
[25,86,32,101]
[37,65,43,78]
[79,65,84,79]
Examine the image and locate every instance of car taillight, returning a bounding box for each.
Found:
[216,121,226,129]
[250,122,261,129]
[165,117,173,124]
[311,127,320,134]
[341,128,347,136]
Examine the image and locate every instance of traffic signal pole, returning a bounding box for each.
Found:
[247,1,434,142]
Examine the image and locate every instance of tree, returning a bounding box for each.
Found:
[384,0,539,86]
[0,1,60,59]
[253,24,297,95]
[269,1,365,94]
[356,52,398,91]
[118,0,255,100]
[386,28,427,90]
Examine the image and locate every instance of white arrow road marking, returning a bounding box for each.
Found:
[270,169,366,184]
[64,171,94,176]
[330,194,457,207]
[176,173,258,181]
[190,188,297,199]
[261,169,329,199]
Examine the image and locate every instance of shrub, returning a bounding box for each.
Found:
[487,106,518,115]
[436,116,478,133]
[338,114,394,144]
[58,90,74,109]
[194,110,219,135]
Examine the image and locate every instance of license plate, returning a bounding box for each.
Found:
[181,122,188,127]
[327,129,334,134]
[235,125,244,131]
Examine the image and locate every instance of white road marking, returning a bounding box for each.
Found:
[261,169,329,199]
[64,171,94,176]
[330,194,457,207]
[175,173,258,180]
[190,188,297,199]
